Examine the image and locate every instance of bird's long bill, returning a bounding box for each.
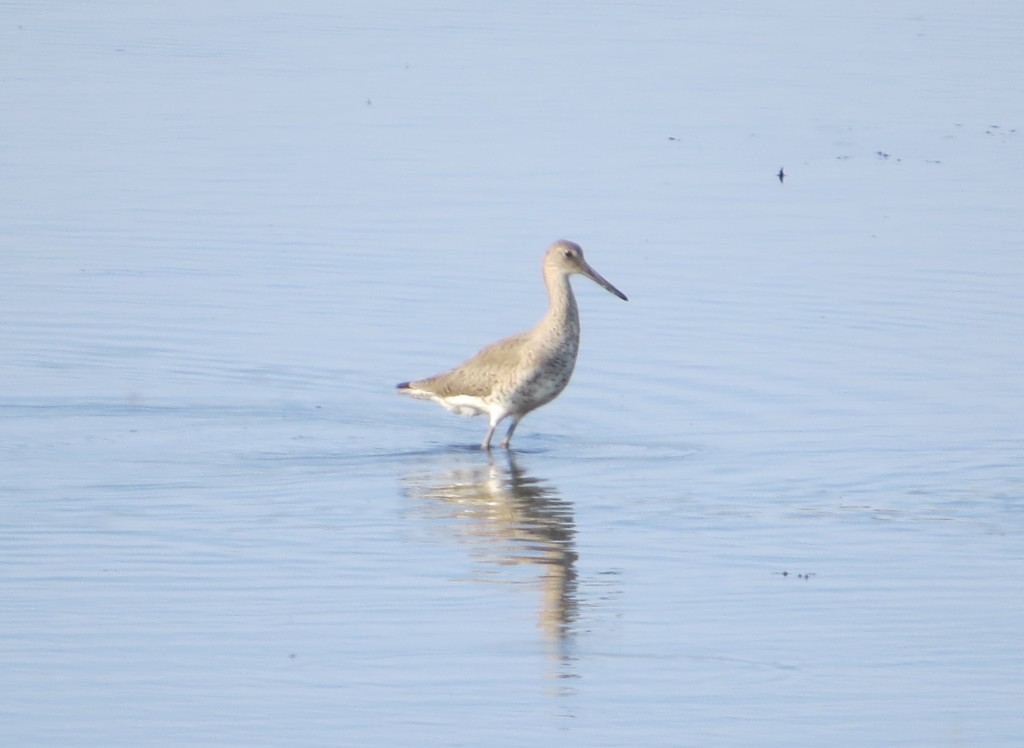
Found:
[580,261,628,301]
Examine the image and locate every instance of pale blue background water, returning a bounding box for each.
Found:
[3,2,1023,746]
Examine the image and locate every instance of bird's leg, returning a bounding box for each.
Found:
[481,414,503,450]
[501,418,521,449]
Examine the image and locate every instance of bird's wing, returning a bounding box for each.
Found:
[417,332,531,398]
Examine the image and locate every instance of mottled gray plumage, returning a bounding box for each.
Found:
[397,240,627,449]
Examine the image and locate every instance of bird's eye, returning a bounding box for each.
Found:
[563,250,573,258]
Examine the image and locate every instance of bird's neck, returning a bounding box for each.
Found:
[540,271,580,338]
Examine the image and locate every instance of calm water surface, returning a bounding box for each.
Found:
[3,2,1023,746]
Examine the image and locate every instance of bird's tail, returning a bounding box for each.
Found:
[396,381,433,401]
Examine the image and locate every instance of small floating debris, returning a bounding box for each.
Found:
[776,571,816,580]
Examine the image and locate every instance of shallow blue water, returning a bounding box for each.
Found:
[3,2,1023,746]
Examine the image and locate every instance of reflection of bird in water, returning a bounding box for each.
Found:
[402,451,578,645]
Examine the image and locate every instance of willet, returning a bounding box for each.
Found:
[397,240,627,449]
